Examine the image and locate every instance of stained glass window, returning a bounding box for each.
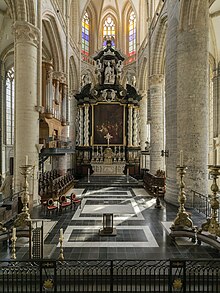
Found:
[6,67,14,145]
[128,11,136,58]
[103,15,115,48]
[82,11,89,56]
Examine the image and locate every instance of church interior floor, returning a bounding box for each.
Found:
[1,187,220,261]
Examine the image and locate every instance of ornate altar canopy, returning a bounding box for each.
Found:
[75,40,142,176]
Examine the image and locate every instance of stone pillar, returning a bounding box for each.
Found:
[149,74,164,174]
[128,104,133,146]
[133,107,138,147]
[84,104,90,146]
[13,21,40,205]
[79,106,84,146]
[55,155,67,176]
[165,1,209,205]
[139,91,148,150]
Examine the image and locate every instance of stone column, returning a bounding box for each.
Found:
[176,2,209,199]
[79,106,84,146]
[128,104,133,146]
[13,21,40,205]
[133,107,138,147]
[149,74,164,174]
[54,155,67,176]
[139,91,148,150]
[84,104,90,146]
[165,1,209,205]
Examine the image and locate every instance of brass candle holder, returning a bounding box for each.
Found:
[59,230,64,261]
[14,164,33,228]
[199,165,220,237]
[171,166,194,231]
[11,228,17,259]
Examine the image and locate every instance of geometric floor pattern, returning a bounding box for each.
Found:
[1,186,220,260]
[61,187,158,247]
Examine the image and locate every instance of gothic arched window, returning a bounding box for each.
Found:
[6,67,14,145]
[128,10,136,61]
[103,15,115,48]
[82,11,90,56]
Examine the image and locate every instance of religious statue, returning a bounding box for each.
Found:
[0,171,12,200]
[104,62,115,84]
[95,59,102,84]
[116,60,123,82]
[81,72,91,87]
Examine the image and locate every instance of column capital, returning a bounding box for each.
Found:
[13,21,40,47]
[149,74,164,86]
[53,71,67,84]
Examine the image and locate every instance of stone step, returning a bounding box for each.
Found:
[76,175,142,188]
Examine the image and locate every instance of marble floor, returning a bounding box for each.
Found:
[1,186,220,261]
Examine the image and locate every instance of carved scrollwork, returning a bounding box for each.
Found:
[13,21,40,46]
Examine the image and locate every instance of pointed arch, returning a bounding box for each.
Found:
[138,57,148,91]
[69,56,79,91]
[5,0,35,24]
[99,7,120,48]
[42,13,65,72]
[151,15,167,75]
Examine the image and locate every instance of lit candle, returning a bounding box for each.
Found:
[60,228,63,238]
[214,150,217,166]
[180,150,183,167]
[25,155,29,165]
[12,227,16,238]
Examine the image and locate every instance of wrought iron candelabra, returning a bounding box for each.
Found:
[199,165,220,237]
[171,166,194,231]
[14,164,33,228]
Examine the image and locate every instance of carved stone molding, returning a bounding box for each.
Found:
[13,21,40,46]
[53,71,67,84]
[149,74,164,86]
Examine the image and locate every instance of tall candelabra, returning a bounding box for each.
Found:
[59,229,64,261]
[199,165,220,237]
[14,164,33,228]
[171,166,194,231]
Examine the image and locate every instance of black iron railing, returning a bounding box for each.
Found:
[191,189,220,221]
[0,259,220,292]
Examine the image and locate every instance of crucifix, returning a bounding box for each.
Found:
[104,132,113,147]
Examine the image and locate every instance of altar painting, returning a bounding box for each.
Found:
[93,104,124,145]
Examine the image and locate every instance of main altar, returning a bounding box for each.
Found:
[75,41,142,177]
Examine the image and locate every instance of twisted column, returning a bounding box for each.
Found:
[128,104,134,147]
[133,107,138,147]
[84,104,90,146]
[79,106,84,146]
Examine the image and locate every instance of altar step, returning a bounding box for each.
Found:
[76,175,142,188]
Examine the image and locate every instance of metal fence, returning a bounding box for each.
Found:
[0,259,220,292]
[191,189,220,221]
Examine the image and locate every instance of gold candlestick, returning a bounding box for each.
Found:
[14,164,33,228]
[11,228,17,259]
[59,229,64,261]
[199,165,220,237]
[171,166,194,230]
